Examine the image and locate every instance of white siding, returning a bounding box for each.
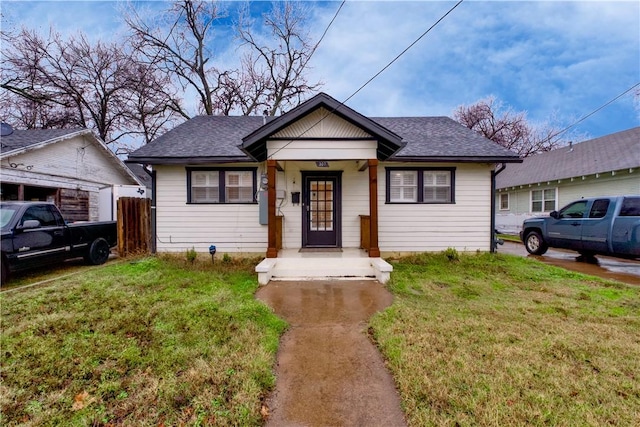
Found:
[496,169,640,233]
[267,107,377,160]
[267,139,377,160]
[379,163,493,253]
[155,161,496,254]
[272,108,371,139]
[2,134,135,186]
[155,164,267,254]
[1,134,138,221]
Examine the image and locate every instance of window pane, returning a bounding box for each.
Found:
[500,194,509,210]
[560,201,587,219]
[531,189,555,212]
[544,200,556,211]
[532,201,543,212]
[423,170,451,203]
[390,171,417,202]
[22,206,56,227]
[589,199,610,219]
[435,172,449,185]
[620,197,640,217]
[192,186,219,203]
[390,187,401,200]
[225,171,253,202]
[191,171,219,203]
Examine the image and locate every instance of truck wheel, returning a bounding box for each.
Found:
[524,231,548,255]
[85,238,110,265]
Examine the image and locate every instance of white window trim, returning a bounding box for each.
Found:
[499,193,509,211]
[530,188,557,213]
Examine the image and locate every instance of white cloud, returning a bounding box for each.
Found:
[2,0,638,137]
[307,1,639,136]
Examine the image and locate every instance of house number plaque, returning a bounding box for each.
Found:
[315,161,329,167]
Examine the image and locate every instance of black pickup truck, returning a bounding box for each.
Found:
[1,202,117,283]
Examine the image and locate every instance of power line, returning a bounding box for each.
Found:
[308,0,346,61]
[551,82,640,140]
[268,0,465,159]
[342,0,464,106]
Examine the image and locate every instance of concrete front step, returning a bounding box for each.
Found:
[256,256,392,285]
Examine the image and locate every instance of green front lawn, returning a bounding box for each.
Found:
[371,251,640,426]
[1,255,286,426]
[2,252,639,426]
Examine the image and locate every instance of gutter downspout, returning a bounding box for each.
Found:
[491,163,506,253]
[141,165,157,254]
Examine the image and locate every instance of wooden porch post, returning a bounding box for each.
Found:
[266,159,278,258]
[368,159,381,257]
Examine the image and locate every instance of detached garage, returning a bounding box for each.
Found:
[1,125,143,221]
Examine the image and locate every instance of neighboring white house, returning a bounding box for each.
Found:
[1,126,143,221]
[127,92,521,261]
[495,127,640,234]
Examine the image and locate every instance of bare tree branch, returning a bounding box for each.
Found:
[453,96,574,157]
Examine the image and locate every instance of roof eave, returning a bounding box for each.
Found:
[126,156,257,165]
[0,129,90,159]
[497,166,638,189]
[388,156,523,163]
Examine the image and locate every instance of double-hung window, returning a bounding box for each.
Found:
[499,193,509,210]
[386,168,455,204]
[187,168,257,204]
[531,189,556,213]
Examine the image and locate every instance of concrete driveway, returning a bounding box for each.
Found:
[256,280,407,427]
[497,241,640,285]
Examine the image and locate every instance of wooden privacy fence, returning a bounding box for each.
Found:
[117,197,151,256]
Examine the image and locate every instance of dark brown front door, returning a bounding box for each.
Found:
[302,172,341,247]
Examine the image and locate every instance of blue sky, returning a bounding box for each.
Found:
[2,0,639,140]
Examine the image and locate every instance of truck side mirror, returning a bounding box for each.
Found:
[19,219,41,230]
[550,211,559,219]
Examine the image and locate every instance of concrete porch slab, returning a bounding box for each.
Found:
[255,249,393,285]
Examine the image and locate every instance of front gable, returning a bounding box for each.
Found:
[241,93,403,162]
[1,130,140,186]
[266,107,378,160]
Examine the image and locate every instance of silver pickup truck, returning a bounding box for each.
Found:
[521,196,640,259]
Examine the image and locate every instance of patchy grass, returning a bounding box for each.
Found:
[371,252,640,426]
[0,255,286,426]
[3,251,639,426]
[497,233,521,243]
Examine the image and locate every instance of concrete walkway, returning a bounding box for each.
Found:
[256,280,407,427]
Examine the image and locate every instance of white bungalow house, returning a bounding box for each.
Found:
[495,127,640,234]
[1,126,144,221]
[127,93,521,283]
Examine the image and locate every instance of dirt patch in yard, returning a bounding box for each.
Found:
[256,280,407,427]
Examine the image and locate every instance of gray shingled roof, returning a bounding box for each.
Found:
[377,116,519,160]
[128,115,521,164]
[1,128,86,152]
[127,96,520,165]
[496,127,640,189]
[127,116,266,163]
